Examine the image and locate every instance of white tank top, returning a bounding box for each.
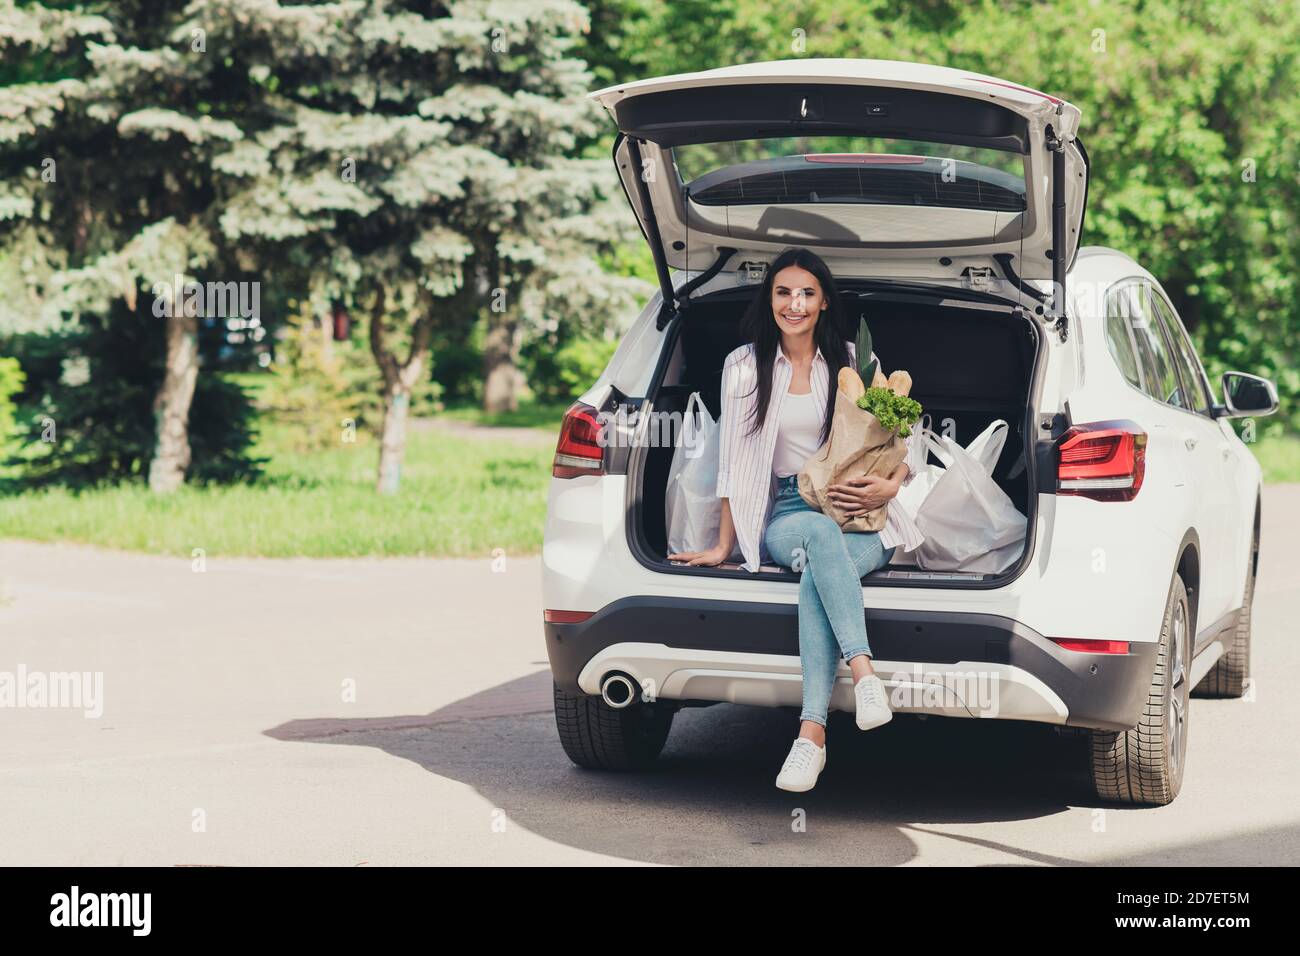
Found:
[772,390,823,478]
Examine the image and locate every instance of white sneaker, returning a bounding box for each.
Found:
[775,737,827,792]
[854,674,894,731]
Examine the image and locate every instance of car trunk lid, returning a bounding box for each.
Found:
[592,59,1087,316]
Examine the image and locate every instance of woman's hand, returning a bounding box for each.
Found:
[828,474,900,517]
[667,544,731,567]
[667,500,737,567]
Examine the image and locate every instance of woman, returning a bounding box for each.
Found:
[668,247,925,793]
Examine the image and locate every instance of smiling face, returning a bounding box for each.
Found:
[770,265,827,346]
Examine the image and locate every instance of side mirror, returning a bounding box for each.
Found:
[1219,371,1278,418]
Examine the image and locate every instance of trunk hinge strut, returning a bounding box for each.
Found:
[1045,116,1070,342]
[992,253,1048,308]
[676,242,737,316]
[994,253,1068,342]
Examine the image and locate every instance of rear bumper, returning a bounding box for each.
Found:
[544,597,1158,731]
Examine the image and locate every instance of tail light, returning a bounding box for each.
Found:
[544,609,594,624]
[552,401,605,478]
[1049,637,1130,654]
[1057,420,1146,501]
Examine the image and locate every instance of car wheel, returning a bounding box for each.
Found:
[1088,573,1191,806]
[552,681,674,770]
[1193,522,1256,699]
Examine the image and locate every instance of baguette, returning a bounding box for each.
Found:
[838,366,866,402]
[886,370,912,397]
[870,365,890,390]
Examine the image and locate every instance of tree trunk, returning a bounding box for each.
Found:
[318,310,334,362]
[376,382,411,495]
[148,307,200,493]
[369,287,434,495]
[482,308,522,413]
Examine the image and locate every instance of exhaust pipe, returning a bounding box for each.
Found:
[600,672,639,709]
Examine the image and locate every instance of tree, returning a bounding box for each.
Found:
[0,0,268,490]
[211,0,644,492]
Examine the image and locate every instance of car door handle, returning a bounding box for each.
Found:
[1184,436,1198,451]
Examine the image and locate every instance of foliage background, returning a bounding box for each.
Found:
[582,0,1300,434]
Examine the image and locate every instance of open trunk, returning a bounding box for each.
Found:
[627,280,1044,587]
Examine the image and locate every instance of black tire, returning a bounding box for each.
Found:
[1088,574,1191,806]
[1193,521,1257,699]
[552,681,674,770]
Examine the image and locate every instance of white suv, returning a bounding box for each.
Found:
[542,60,1278,806]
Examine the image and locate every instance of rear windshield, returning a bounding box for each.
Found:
[673,136,1026,213]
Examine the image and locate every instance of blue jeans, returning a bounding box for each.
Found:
[763,473,896,727]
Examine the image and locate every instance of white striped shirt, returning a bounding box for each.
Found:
[716,339,926,573]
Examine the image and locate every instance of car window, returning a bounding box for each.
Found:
[1103,299,1144,392]
[673,136,1027,213]
[1124,284,1184,407]
[1148,291,1212,414]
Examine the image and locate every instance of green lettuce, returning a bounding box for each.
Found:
[855,386,923,437]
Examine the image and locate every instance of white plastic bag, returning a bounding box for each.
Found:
[896,418,1008,513]
[902,421,1026,574]
[665,392,722,555]
[964,419,1008,473]
[893,416,945,516]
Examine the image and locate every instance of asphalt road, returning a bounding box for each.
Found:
[2,487,1299,866]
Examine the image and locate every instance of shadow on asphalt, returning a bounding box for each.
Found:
[265,671,1119,865]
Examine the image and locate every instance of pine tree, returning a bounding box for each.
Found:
[211,0,643,491]
[2,0,644,495]
[0,0,261,490]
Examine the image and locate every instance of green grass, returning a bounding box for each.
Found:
[1249,433,1300,483]
[438,398,571,431]
[0,424,553,558]
[6,407,1292,560]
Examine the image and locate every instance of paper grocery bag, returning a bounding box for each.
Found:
[797,388,908,532]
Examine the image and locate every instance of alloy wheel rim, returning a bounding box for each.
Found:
[1168,598,1187,773]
